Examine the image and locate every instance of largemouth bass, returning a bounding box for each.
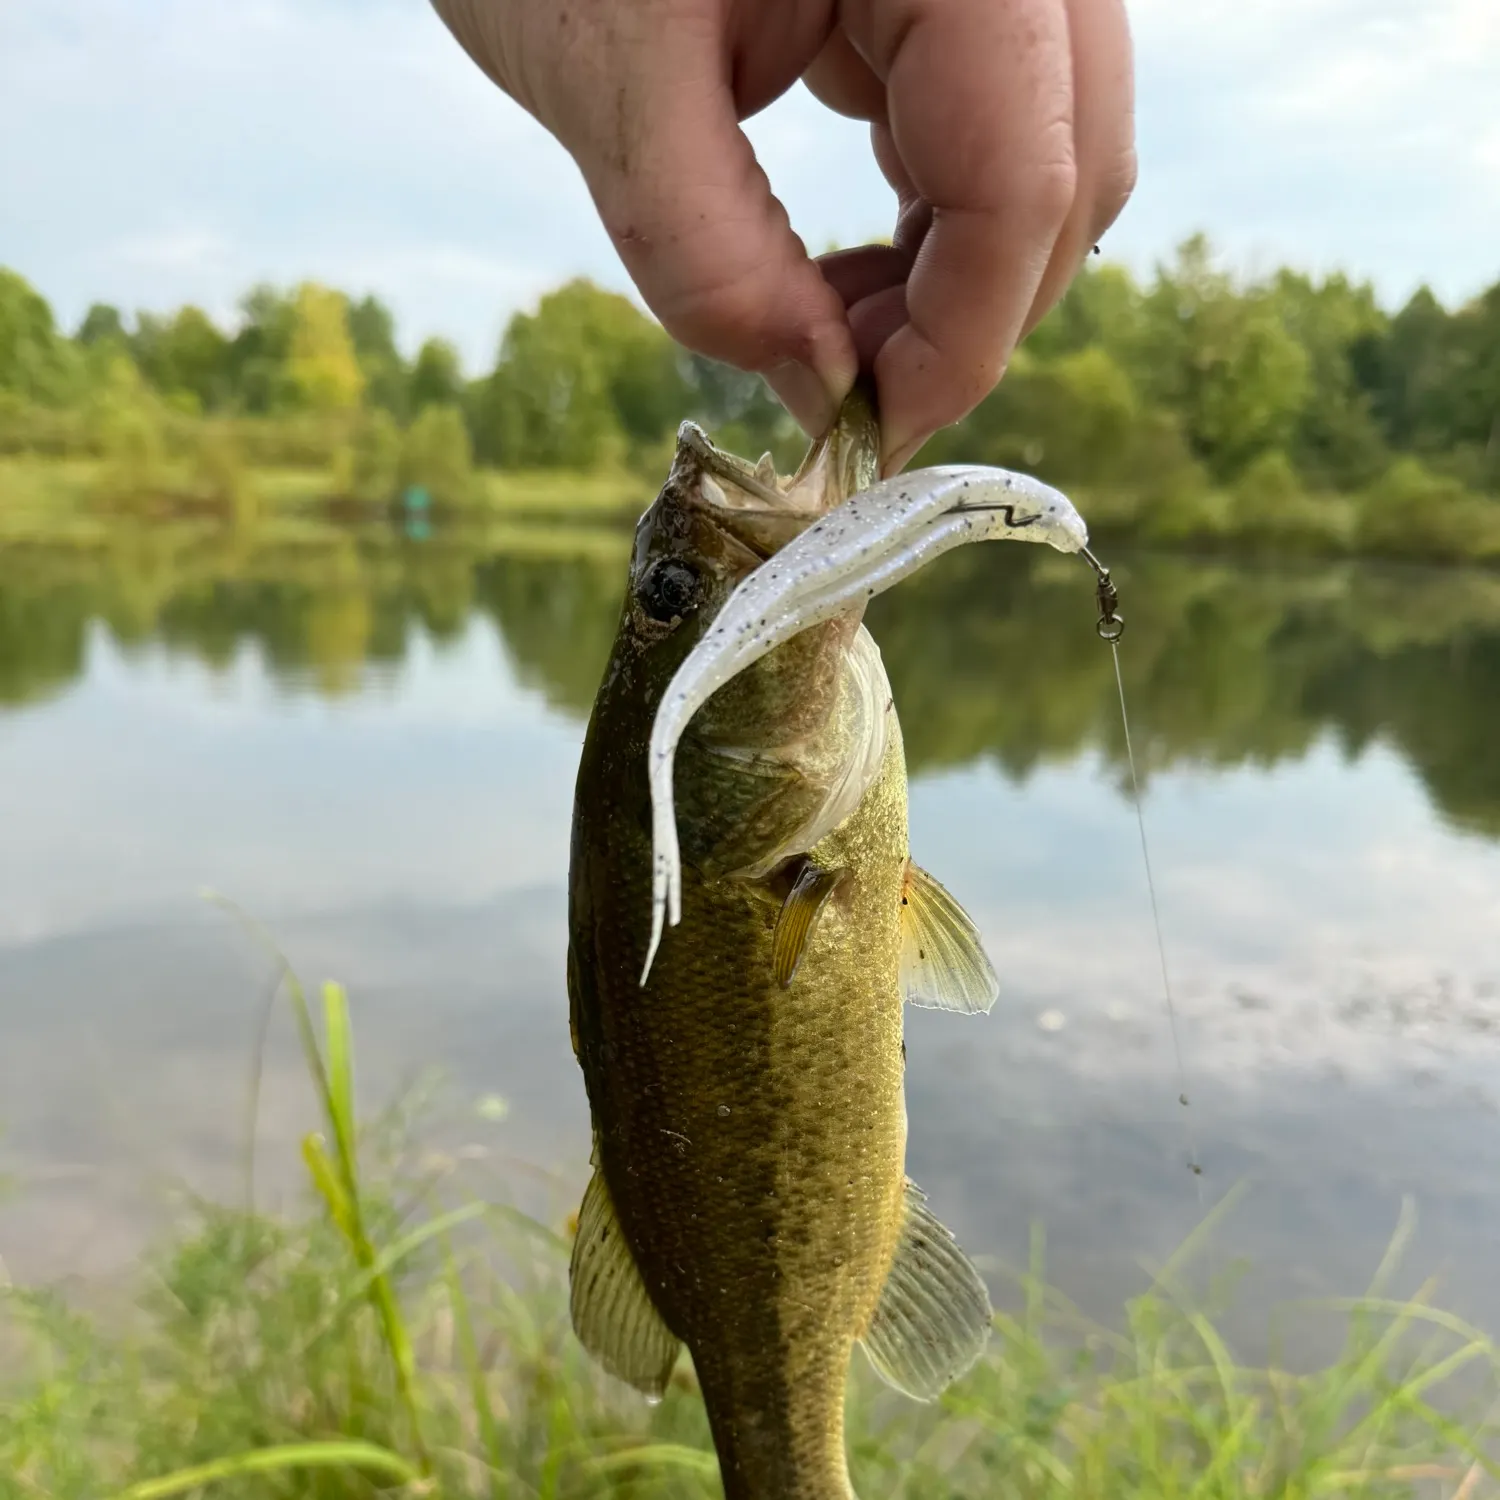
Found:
[567,388,1004,1500]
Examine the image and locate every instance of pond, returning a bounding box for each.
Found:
[2,517,1500,1356]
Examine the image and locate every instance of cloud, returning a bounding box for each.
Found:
[2,0,1497,367]
[1115,0,1500,301]
[108,229,234,274]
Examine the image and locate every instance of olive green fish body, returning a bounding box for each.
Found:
[573,663,908,1496]
[567,399,996,1499]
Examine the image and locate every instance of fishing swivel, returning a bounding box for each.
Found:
[1080,547,1124,642]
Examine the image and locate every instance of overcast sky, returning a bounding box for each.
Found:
[3,0,1498,370]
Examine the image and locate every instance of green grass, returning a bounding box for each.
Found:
[474,468,652,522]
[3,930,1499,1498]
[0,454,652,527]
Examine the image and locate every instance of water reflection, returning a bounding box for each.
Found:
[6,524,1500,834]
[3,518,1500,1349]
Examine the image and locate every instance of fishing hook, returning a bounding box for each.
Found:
[949,499,1041,530]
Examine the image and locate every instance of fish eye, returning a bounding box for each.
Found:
[638,558,700,623]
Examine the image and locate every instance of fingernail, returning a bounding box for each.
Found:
[882,432,923,476]
[766,361,841,438]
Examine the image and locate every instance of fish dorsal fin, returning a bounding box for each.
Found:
[899,862,1000,1015]
[772,861,846,988]
[569,1166,682,1397]
[861,1179,992,1401]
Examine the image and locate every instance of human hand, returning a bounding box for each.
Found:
[429,0,1135,473]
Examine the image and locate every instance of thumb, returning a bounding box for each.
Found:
[566,39,857,435]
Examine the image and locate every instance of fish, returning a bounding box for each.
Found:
[566,382,1025,1500]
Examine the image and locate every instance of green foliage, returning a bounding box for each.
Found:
[679,351,806,473]
[947,345,1145,482]
[1024,260,1145,363]
[346,294,409,417]
[0,393,90,457]
[473,279,691,469]
[1269,270,1389,489]
[340,408,402,503]
[227,284,297,415]
[0,268,78,404]
[285,283,365,413]
[401,402,473,504]
[1131,236,1311,478]
[1441,283,1500,488]
[130,306,232,413]
[408,335,464,415]
[187,424,257,525]
[88,355,168,507]
[76,302,126,347]
[1230,449,1350,554]
[1357,457,1500,564]
[5,240,1500,557]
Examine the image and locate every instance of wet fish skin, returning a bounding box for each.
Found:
[566,389,992,1499]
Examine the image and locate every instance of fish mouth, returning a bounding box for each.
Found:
[677,382,882,561]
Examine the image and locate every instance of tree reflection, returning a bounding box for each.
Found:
[3,522,1499,837]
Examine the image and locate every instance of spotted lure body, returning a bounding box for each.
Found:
[642,463,1090,981]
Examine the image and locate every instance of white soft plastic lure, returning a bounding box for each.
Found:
[640,464,1091,983]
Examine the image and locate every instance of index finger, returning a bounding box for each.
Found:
[846,0,1079,469]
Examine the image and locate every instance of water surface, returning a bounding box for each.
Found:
[2,521,1499,1353]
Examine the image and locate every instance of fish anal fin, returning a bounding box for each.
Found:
[569,1167,681,1397]
[860,1179,992,1402]
[771,861,847,988]
[899,862,999,1015]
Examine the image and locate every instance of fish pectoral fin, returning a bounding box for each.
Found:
[899,862,1000,1016]
[860,1179,992,1402]
[569,1167,681,1398]
[771,860,847,988]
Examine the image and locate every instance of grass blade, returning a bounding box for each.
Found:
[586,1443,721,1478]
[110,1440,419,1499]
[322,980,358,1182]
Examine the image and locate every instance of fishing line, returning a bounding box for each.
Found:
[1083,551,1204,1194]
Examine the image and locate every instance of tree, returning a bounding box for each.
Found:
[88,353,167,504]
[284,282,364,413]
[348,409,402,501]
[402,403,473,503]
[1360,286,1455,455]
[131,306,232,411]
[681,353,804,472]
[0,268,76,403]
[1269,270,1389,489]
[409,337,464,414]
[948,344,1141,482]
[473,280,688,468]
[1132,236,1311,479]
[1444,284,1500,487]
[1024,261,1144,364]
[347,294,409,416]
[229,284,297,413]
[76,303,126,347]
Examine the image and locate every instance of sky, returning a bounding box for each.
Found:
[3,0,1499,370]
